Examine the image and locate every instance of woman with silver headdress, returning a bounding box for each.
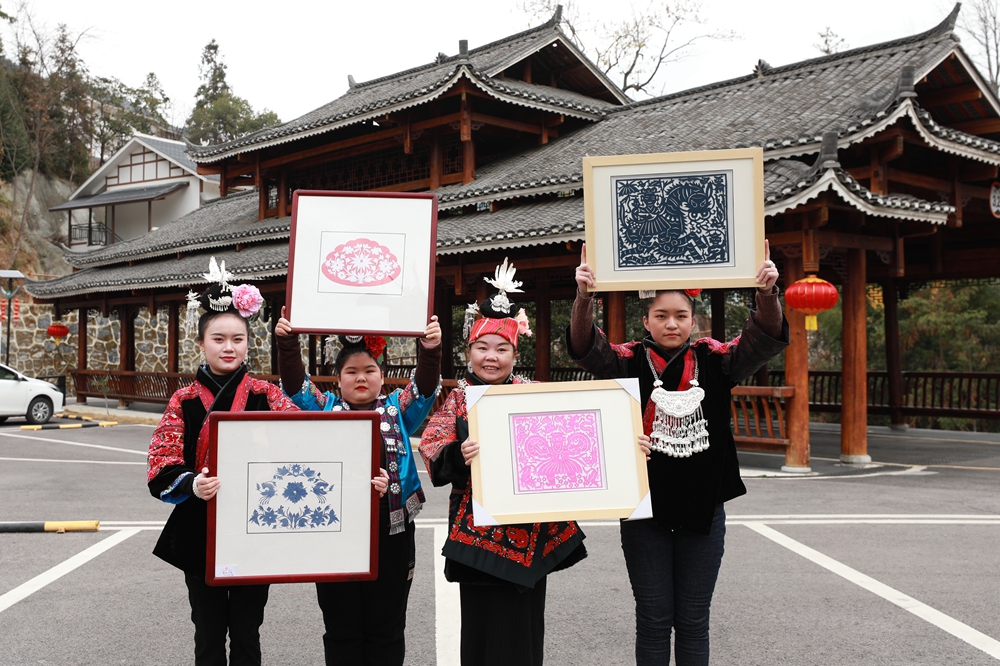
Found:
[147,257,299,666]
[568,242,788,666]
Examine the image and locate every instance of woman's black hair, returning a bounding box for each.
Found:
[333,336,387,376]
[195,284,252,341]
[196,310,251,341]
[642,290,698,317]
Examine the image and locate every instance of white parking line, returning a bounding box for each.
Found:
[0,431,145,456]
[434,525,462,666]
[744,522,1000,661]
[0,529,140,614]
[0,456,145,466]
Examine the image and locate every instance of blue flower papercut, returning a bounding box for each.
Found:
[249,464,340,531]
[283,481,308,504]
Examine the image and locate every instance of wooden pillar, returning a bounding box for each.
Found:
[308,335,317,376]
[147,200,152,233]
[535,279,551,381]
[258,179,268,220]
[782,255,811,471]
[67,211,72,244]
[607,292,626,345]
[883,280,906,429]
[111,206,116,243]
[76,307,88,403]
[118,306,134,408]
[710,289,725,341]
[463,139,475,185]
[278,169,288,218]
[87,208,93,246]
[430,134,442,190]
[436,284,454,380]
[167,301,179,373]
[220,163,228,198]
[841,248,870,462]
[270,296,281,375]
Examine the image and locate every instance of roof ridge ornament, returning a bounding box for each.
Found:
[459,39,469,60]
[817,131,841,170]
[753,59,772,79]
[553,4,563,25]
[896,64,917,100]
[348,75,357,89]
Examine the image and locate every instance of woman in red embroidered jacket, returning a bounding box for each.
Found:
[419,259,587,666]
[147,263,298,666]
[567,243,788,666]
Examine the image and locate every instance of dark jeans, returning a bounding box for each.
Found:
[620,504,726,666]
[184,573,269,666]
[315,514,416,666]
[459,576,547,666]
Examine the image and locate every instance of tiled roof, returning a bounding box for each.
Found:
[437,195,584,254]
[187,16,620,162]
[49,181,189,212]
[62,190,287,268]
[435,7,969,207]
[27,243,289,298]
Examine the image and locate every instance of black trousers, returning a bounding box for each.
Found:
[184,573,270,666]
[315,512,416,666]
[459,576,547,666]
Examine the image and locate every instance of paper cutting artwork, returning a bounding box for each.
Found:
[612,171,735,270]
[247,462,343,533]
[509,411,607,494]
[317,232,406,296]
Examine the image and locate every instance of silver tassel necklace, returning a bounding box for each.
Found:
[646,348,710,458]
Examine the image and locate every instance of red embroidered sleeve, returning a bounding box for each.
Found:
[418,386,466,473]
[692,335,742,355]
[147,385,198,482]
[247,378,300,412]
[610,340,643,359]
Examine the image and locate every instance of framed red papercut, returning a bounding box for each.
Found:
[286,190,437,337]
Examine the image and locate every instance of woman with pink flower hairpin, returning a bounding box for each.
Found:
[147,257,299,666]
[568,242,788,666]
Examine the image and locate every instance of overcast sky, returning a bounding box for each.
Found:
[22,0,966,128]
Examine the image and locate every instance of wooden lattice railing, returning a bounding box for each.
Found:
[730,386,796,452]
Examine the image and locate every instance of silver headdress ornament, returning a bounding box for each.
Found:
[208,294,233,312]
[483,257,523,314]
[638,290,657,299]
[462,302,480,341]
[646,349,710,458]
[203,256,235,293]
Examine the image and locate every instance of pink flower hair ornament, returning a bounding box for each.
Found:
[514,308,533,337]
[232,284,265,319]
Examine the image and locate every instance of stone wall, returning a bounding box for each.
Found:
[6,302,418,396]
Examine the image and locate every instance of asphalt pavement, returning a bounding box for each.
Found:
[2,418,1000,665]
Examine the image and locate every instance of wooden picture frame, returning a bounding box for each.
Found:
[467,379,650,525]
[583,148,765,291]
[286,190,437,337]
[206,411,380,585]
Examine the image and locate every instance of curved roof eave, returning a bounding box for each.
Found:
[765,169,954,223]
[188,67,606,165]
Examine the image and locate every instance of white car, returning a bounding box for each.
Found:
[0,363,65,424]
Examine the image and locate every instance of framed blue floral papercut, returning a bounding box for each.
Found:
[583,148,765,291]
[206,411,380,585]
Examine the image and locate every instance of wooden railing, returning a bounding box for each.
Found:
[764,371,1000,418]
[730,386,796,452]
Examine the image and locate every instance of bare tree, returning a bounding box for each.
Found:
[814,27,848,56]
[520,0,736,97]
[1,5,90,266]
[960,0,1000,92]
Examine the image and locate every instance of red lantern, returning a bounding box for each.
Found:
[785,275,838,330]
[47,322,70,343]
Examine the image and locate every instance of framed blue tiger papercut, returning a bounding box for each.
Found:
[584,148,765,292]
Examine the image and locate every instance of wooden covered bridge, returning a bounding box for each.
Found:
[27,5,1000,470]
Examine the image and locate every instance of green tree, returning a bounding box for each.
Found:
[90,73,171,164]
[186,40,279,145]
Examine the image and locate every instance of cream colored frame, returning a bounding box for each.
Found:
[468,380,649,525]
[583,148,765,292]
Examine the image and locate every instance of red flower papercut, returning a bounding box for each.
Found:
[321,238,401,287]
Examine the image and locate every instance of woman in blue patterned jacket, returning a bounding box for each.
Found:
[275,311,442,666]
